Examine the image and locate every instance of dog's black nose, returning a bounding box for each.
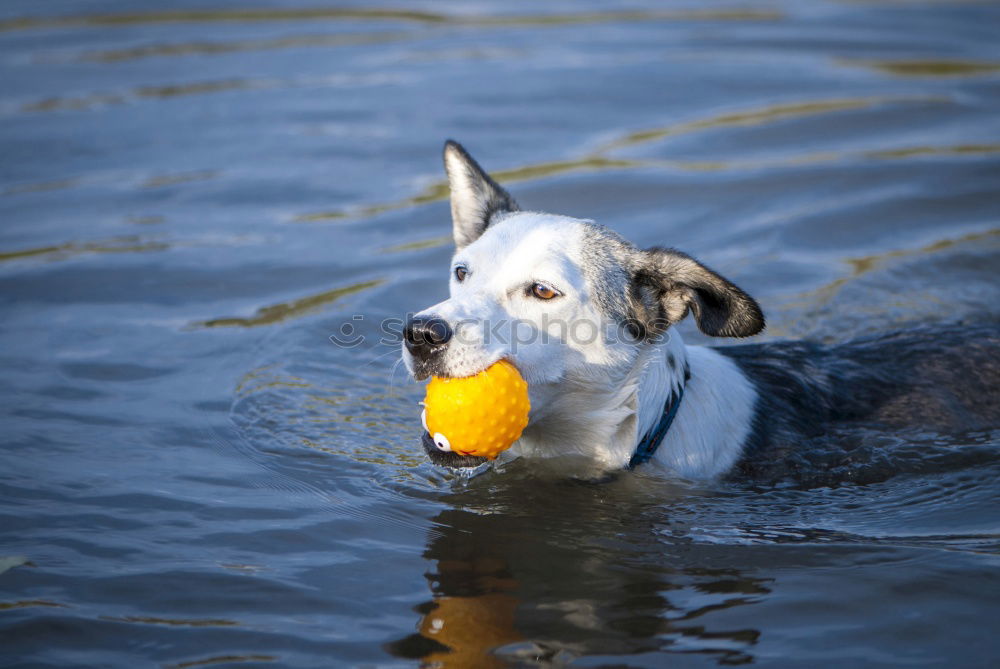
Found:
[404,316,452,357]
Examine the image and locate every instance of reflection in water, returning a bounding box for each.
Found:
[142,170,219,189]
[0,235,170,263]
[0,600,66,611]
[99,616,238,627]
[81,32,414,63]
[379,235,453,254]
[295,96,951,223]
[18,74,399,115]
[22,79,276,113]
[775,227,1000,314]
[845,59,1000,77]
[192,278,384,328]
[0,8,449,31]
[234,364,311,398]
[865,144,1000,160]
[296,158,640,222]
[414,592,520,668]
[2,177,79,195]
[0,8,781,33]
[388,478,769,666]
[593,97,932,153]
[302,132,996,224]
[164,654,276,669]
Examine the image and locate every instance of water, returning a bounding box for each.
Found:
[1,1,999,666]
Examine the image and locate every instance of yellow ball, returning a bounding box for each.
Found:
[422,360,530,460]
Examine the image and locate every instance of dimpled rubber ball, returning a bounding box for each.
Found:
[421,360,530,459]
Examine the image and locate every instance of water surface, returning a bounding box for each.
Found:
[2,1,999,667]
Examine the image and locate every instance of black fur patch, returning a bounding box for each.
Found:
[718,321,1000,483]
[637,247,765,338]
[576,227,765,342]
[422,430,488,468]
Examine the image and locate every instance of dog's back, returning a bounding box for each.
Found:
[719,321,1000,482]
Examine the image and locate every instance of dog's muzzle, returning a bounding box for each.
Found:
[403,315,453,379]
[407,315,487,468]
[421,431,487,468]
[404,316,452,358]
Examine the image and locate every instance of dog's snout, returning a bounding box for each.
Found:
[404,316,453,357]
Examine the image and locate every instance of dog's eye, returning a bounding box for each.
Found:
[531,282,559,300]
[454,266,467,282]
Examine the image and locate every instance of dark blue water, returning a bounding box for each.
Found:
[2,1,999,667]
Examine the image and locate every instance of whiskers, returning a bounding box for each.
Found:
[386,356,409,396]
[364,342,405,367]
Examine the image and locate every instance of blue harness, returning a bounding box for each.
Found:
[627,372,688,469]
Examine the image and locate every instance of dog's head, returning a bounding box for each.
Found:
[403,141,764,440]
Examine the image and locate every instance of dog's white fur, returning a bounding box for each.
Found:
[404,143,761,479]
[654,346,757,478]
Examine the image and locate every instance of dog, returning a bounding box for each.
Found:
[402,141,999,480]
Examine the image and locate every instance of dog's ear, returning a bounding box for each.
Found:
[443,140,519,250]
[633,247,765,338]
